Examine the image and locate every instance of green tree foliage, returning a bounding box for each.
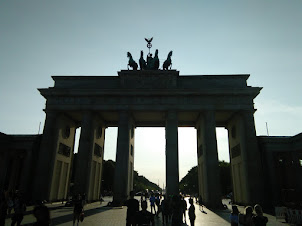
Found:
[179,161,232,196]
[101,160,160,194]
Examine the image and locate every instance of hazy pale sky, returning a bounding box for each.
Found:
[1,0,301,188]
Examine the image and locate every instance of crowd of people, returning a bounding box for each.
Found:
[230,204,268,226]
[125,190,196,226]
[0,189,270,226]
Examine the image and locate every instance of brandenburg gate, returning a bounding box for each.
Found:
[35,69,264,208]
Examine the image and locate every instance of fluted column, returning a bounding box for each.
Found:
[113,111,135,206]
[74,112,94,196]
[165,110,179,197]
[197,111,222,208]
[34,111,59,201]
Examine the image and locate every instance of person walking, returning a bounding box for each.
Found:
[73,194,83,226]
[125,191,139,226]
[188,198,196,226]
[252,204,268,226]
[33,205,50,226]
[11,193,26,226]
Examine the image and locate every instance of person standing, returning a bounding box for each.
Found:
[73,194,83,226]
[149,193,156,215]
[11,193,26,226]
[181,196,187,224]
[230,205,239,226]
[239,206,253,226]
[188,198,196,226]
[252,204,268,226]
[125,191,139,226]
[136,200,154,226]
[0,192,7,226]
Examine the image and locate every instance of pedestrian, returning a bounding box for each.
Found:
[73,194,83,226]
[11,193,26,226]
[161,195,169,225]
[239,206,253,226]
[181,195,187,223]
[230,205,239,226]
[7,191,14,215]
[252,204,268,226]
[125,190,139,226]
[171,195,183,226]
[136,200,154,226]
[0,191,7,226]
[149,193,156,215]
[188,198,196,226]
[33,205,50,226]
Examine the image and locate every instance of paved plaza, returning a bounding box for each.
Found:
[5,197,288,225]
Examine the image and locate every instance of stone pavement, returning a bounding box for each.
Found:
[5,197,288,225]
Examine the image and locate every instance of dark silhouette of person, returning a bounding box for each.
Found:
[239,206,253,226]
[11,193,26,226]
[0,191,7,226]
[161,195,169,225]
[230,205,239,226]
[73,194,83,226]
[136,200,154,226]
[33,205,50,226]
[124,190,139,226]
[188,198,196,226]
[171,195,183,226]
[149,193,156,215]
[252,204,268,226]
[181,195,187,223]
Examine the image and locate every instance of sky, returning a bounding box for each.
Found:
[1,0,301,188]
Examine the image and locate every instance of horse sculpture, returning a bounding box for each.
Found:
[127,52,138,70]
[139,51,146,70]
[163,51,173,70]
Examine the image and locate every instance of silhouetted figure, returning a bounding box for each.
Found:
[127,52,138,70]
[73,194,83,226]
[171,195,183,226]
[198,195,204,212]
[230,205,239,226]
[188,198,196,226]
[153,49,159,70]
[139,51,146,70]
[252,204,268,226]
[0,192,7,226]
[7,191,14,215]
[125,191,139,226]
[136,200,154,226]
[149,193,156,215]
[155,194,161,217]
[181,195,187,223]
[11,194,26,226]
[239,206,253,226]
[163,51,173,70]
[161,195,169,225]
[33,205,50,226]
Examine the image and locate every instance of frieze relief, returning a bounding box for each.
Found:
[120,74,177,89]
[48,95,251,108]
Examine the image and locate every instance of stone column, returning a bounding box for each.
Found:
[113,111,135,206]
[165,110,179,197]
[197,111,222,208]
[34,111,59,201]
[74,112,94,196]
[241,110,264,204]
